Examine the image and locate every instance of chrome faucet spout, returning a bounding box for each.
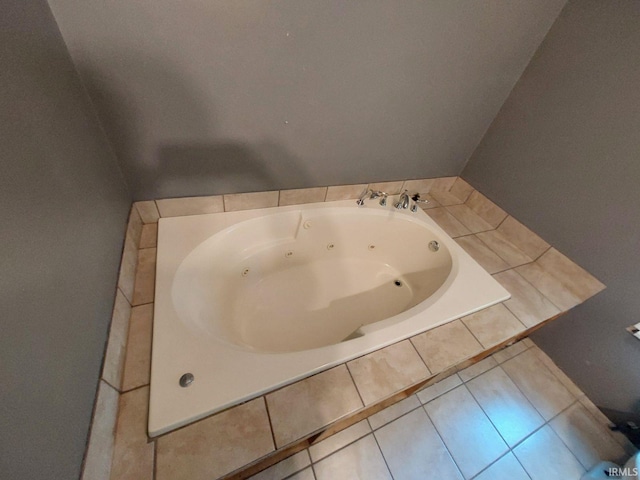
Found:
[394,190,410,209]
[356,188,372,206]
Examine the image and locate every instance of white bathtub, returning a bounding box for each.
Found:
[149,198,510,436]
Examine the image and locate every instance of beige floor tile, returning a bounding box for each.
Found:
[515,263,581,312]
[288,468,315,480]
[82,381,119,480]
[491,341,529,364]
[455,236,510,274]
[431,176,457,191]
[467,367,544,447]
[279,187,327,206]
[138,223,157,249]
[134,200,160,224]
[476,230,533,268]
[102,289,131,389]
[473,453,530,480]
[521,337,535,348]
[132,248,156,306]
[121,304,153,391]
[117,233,138,304]
[347,340,430,405]
[426,208,472,237]
[111,386,154,480]
[375,408,463,480]
[513,425,585,480]
[313,435,391,480]
[223,191,279,211]
[429,189,466,206]
[266,365,363,447]
[309,420,371,462]
[502,349,575,420]
[325,184,368,201]
[550,403,627,469]
[493,270,560,328]
[576,395,638,455]
[465,191,508,229]
[411,321,483,373]
[529,347,583,397]
[249,450,311,480]
[156,195,224,217]
[457,356,498,382]
[449,177,475,203]
[446,205,494,233]
[417,374,462,405]
[368,395,421,430]
[126,204,143,247]
[496,216,550,260]
[156,398,274,480]
[424,385,508,478]
[536,248,605,301]
[462,303,526,348]
[369,180,405,195]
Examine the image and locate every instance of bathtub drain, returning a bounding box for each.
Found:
[394,280,403,287]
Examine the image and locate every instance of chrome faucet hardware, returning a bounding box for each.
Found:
[394,190,411,209]
[357,189,388,207]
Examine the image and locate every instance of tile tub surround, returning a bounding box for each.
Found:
[83,176,609,480]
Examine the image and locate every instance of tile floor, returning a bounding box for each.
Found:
[248,342,633,480]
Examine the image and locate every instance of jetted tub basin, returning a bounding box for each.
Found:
[149,198,510,436]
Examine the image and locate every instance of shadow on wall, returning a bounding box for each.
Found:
[76,53,312,200]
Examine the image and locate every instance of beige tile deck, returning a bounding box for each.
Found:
[449,177,474,203]
[347,340,430,405]
[266,365,363,447]
[369,180,405,195]
[455,235,510,274]
[446,204,494,233]
[138,223,157,249]
[457,356,498,382]
[325,184,368,201]
[134,201,160,224]
[223,191,279,211]
[462,303,526,348]
[515,262,581,311]
[121,304,153,391]
[493,269,560,328]
[426,208,471,238]
[429,189,466,206]
[131,247,156,306]
[496,216,550,260]
[156,195,224,217]
[464,190,508,228]
[375,408,463,480]
[117,233,138,304]
[102,289,131,390]
[279,187,327,206]
[430,176,457,191]
[82,381,119,480]
[476,230,533,268]
[536,248,605,301]
[411,320,483,373]
[110,387,154,480]
[126,205,143,247]
[156,398,274,480]
[425,385,509,478]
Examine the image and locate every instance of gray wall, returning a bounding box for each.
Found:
[463,0,640,414]
[47,0,566,200]
[0,1,131,479]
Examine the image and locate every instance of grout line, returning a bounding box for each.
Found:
[420,402,466,478]
[119,383,149,395]
[370,430,396,480]
[152,439,158,480]
[533,244,552,262]
[495,212,509,230]
[344,363,366,408]
[408,338,431,376]
[262,396,279,451]
[101,377,121,393]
